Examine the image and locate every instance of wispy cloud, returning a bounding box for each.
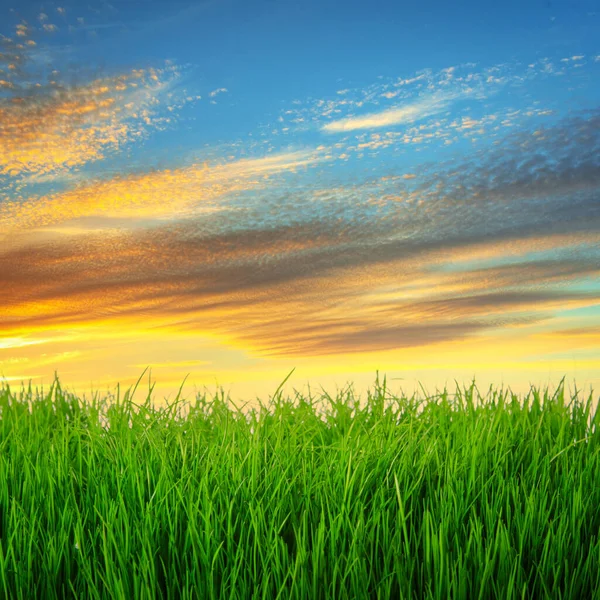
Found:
[322,94,450,133]
[209,87,228,98]
[0,337,51,350]
[273,57,596,148]
[0,67,180,182]
[0,149,327,236]
[0,16,202,193]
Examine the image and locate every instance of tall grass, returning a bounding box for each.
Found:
[0,372,599,599]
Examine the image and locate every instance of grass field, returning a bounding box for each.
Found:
[0,372,599,599]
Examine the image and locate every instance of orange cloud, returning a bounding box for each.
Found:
[0,149,326,236]
[0,66,179,181]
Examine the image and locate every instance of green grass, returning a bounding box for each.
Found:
[0,372,599,599]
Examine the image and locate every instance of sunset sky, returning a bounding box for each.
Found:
[1,0,599,404]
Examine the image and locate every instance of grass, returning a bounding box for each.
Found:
[0,371,599,599]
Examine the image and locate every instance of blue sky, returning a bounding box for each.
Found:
[0,0,598,401]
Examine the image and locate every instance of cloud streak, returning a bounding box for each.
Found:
[0,149,327,237]
[321,94,450,133]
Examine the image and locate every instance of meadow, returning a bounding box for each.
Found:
[0,371,599,599]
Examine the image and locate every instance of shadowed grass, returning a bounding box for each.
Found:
[0,372,599,599]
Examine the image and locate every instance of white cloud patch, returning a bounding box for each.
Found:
[321,94,450,133]
[209,87,228,98]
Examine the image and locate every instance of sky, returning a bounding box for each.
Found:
[0,0,599,406]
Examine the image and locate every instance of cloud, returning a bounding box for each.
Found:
[0,17,200,192]
[321,94,449,133]
[0,66,181,183]
[209,87,228,98]
[0,149,327,235]
[276,57,591,149]
[0,337,52,350]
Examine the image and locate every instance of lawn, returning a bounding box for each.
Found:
[0,372,599,599]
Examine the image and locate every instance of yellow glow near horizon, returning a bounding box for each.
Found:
[2,314,598,406]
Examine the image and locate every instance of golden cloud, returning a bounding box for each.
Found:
[0,67,178,180]
[0,149,326,235]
